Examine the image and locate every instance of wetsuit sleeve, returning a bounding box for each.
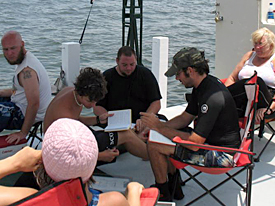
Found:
[185,89,198,116]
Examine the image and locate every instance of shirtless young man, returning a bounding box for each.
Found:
[43,67,148,163]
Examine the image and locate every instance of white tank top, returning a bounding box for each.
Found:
[11,51,52,122]
[238,51,275,89]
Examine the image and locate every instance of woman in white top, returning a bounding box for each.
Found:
[225,27,275,122]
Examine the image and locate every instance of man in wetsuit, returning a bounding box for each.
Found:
[140,47,241,201]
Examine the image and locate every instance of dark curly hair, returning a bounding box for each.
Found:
[74,67,107,102]
[34,164,95,189]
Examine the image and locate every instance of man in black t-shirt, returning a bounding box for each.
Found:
[94,46,162,139]
[140,47,241,201]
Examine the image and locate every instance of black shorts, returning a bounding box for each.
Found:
[88,127,119,166]
[91,130,118,152]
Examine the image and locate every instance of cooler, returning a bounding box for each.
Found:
[0,135,27,160]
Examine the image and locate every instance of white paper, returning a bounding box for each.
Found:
[92,175,131,193]
[156,202,176,206]
[149,130,176,146]
[105,109,132,132]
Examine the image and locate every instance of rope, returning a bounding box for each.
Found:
[79,1,94,44]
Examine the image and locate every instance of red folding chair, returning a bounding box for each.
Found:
[220,75,274,162]
[10,178,87,206]
[169,72,258,206]
[10,176,159,206]
[140,188,160,206]
[255,98,275,162]
[0,135,27,160]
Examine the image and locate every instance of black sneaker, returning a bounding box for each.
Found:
[150,182,172,202]
[168,171,185,200]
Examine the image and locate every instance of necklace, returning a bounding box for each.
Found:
[73,91,83,107]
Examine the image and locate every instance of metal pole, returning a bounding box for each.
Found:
[122,0,143,65]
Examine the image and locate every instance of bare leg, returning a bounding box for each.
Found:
[147,141,175,183]
[167,158,177,174]
[136,130,148,142]
[135,126,150,142]
[117,129,148,160]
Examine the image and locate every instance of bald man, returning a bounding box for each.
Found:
[0,31,51,144]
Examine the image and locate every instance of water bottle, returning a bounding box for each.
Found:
[267,3,275,23]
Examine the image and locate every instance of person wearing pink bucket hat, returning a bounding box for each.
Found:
[35,118,145,206]
[0,118,145,206]
[40,118,99,184]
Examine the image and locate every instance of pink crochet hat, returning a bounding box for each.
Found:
[42,118,98,183]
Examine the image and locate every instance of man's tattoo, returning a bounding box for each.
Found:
[23,70,32,79]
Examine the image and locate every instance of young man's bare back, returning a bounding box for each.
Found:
[44,87,82,132]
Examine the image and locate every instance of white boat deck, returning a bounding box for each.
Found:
[1,105,274,205]
[97,105,275,206]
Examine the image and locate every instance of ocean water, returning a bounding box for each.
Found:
[0,0,216,107]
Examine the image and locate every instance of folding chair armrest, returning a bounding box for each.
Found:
[264,98,275,116]
[172,136,255,156]
[140,188,159,206]
[220,78,227,84]
[259,98,275,137]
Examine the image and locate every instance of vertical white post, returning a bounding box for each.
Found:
[62,42,80,86]
[152,37,169,109]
